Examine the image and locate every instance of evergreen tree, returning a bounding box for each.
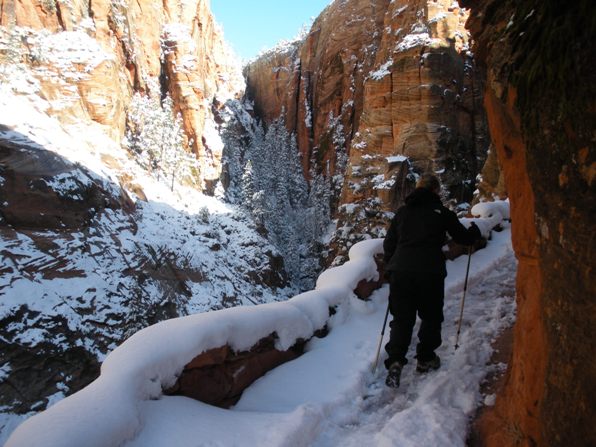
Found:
[226,112,339,290]
[124,81,198,190]
[241,160,255,207]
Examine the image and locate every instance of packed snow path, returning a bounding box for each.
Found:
[311,252,516,446]
[127,230,515,447]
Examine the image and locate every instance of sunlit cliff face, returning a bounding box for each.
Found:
[244,0,488,264]
[0,0,243,188]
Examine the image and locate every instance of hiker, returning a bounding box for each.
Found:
[382,174,481,388]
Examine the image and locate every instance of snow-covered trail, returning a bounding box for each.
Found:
[311,250,516,446]
[127,229,516,447]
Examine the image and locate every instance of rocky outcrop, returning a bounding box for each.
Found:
[475,143,508,200]
[0,0,242,186]
[345,0,485,192]
[165,253,388,408]
[165,335,302,408]
[462,1,596,446]
[333,0,488,261]
[0,138,132,230]
[1,306,102,414]
[0,128,291,417]
[244,0,489,263]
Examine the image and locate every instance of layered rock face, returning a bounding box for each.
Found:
[244,0,389,176]
[0,139,133,230]
[0,0,242,185]
[244,0,489,262]
[461,1,596,445]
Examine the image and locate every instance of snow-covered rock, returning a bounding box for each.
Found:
[5,239,383,447]
[470,199,510,220]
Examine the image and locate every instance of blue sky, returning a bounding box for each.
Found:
[210,1,331,61]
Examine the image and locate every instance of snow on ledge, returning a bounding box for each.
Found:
[462,201,510,238]
[386,155,408,164]
[368,59,393,80]
[5,240,383,447]
[471,199,510,220]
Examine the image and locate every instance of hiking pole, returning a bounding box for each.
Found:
[454,246,473,350]
[372,301,391,374]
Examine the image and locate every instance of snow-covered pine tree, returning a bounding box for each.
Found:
[241,160,256,212]
[330,121,348,207]
[220,128,245,203]
[218,99,262,203]
[287,133,308,208]
[124,81,198,190]
[307,158,332,243]
[235,116,335,289]
[221,102,349,289]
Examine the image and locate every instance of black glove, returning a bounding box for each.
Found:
[469,221,482,240]
[382,270,391,282]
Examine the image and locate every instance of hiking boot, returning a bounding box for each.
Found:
[385,361,404,388]
[416,354,441,373]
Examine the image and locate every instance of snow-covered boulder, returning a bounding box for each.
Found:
[471,199,510,220]
[460,213,503,239]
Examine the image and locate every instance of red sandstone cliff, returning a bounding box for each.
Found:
[244,0,489,262]
[244,0,388,176]
[0,0,242,186]
[461,1,596,445]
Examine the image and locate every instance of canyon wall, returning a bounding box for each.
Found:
[244,0,388,176]
[461,1,596,445]
[244,0,489,262]
[0,0,242,185]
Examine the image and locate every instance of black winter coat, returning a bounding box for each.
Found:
[383,188,480,277]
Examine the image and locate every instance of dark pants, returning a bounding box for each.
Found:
[384,271,445,368]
